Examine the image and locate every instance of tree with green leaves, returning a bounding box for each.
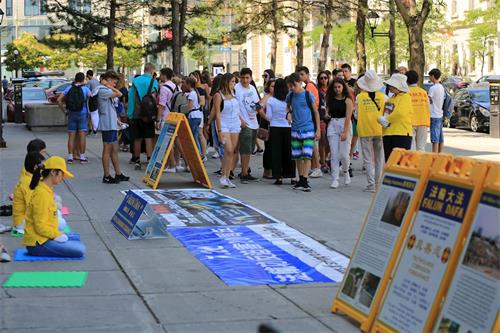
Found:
[4,33,52,73]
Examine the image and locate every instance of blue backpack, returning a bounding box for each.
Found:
[442,89,454,119]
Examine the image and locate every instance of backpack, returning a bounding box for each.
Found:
[65,84,85,112]
[170,91,190,114]
[442,89,454,119]
[159,83,178,112]
[88,86,101,112]
[287,91,317,131]
[134,77,157,122]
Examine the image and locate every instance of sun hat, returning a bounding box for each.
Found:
[357,70,384,92]
[384,73,409,93]
[44,156,74,179]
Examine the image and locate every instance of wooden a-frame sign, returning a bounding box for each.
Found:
[143,113,212,189]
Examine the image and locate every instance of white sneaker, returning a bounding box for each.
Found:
[165,167,176,173]
[227,179,237,188]
[344,171,351,185]
[219,177,229,188]
[310,168,323,178]
[176,165,186,172]
[330,180,339,189]
[212,152,220,159]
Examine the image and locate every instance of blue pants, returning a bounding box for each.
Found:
[211,121,224,160]
[27,239,86,258]
[189,117,202,155]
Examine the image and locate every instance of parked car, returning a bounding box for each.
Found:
[24,77,69,89]
[6,87,49,122]
[442,76,469,94]
[47,82,72,103]
[450,88,490,132]
[473,75,500,88]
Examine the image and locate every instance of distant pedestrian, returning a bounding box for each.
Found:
[57,72,91,164]
[94,70,130,184]
[286,73,320,192]
[184,76,203,156]
[86,70,100,135]
[2,76,9,94]
[325,78,353,189]
[355,70,385,192]
[379,74,413,161]
[406,70,430,151]
[260,69,276,178]
[428,68,445,153]
[341,63,357,88]
[316,71,330,174]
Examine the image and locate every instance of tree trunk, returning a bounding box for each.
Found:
[270,0,279,72]
[106,0,117,70]
[318,0,333,72]
[407,24,426,85]
[171,0,181,74]
[356,0,367,75]
[295,0,305,68]
[179,0,187,74]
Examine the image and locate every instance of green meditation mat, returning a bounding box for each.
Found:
[3,271,88,288]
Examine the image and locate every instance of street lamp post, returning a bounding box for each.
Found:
[13,49,19,78]
[0,8,6,148]
[367,0,396,74]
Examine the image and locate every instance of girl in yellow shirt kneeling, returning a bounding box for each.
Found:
[24,156,85,258]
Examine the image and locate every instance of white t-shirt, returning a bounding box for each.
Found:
[428,83,445,118]
[266,97,290,128]
[234,83,259,129]
[186,90,202,119]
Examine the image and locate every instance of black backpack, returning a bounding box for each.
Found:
[65,84,85,112]
[134,78,157,122]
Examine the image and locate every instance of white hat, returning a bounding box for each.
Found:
[357,70,384,92]
[384,73,409,93]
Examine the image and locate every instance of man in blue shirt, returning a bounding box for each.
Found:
[285,73,320,192]
[57,72,91,164]
[127,63,159,169]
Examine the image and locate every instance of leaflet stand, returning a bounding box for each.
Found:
[431,162,500,333]
[111,191,169,240]
[331,149,436,332]
[373,156,489,333]
[143,113,212,189]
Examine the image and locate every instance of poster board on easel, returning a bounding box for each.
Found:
[372,156,489,333]
[143,113,212,189]
[331,149,436,332]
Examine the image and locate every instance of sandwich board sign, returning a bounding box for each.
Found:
[144,112,212,189]
[111,190,169,240]
[331,150,436,332]
[373,157,489,333]
[432,163,500,333]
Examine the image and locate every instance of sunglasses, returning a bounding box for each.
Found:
[262,74,269,78]
[319,76,328,80]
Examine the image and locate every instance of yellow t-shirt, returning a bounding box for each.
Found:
[12,168,34,227]
[356,91,385,137]
[24,182,62,246]
[409,86,430,127]
[384,93,413,137]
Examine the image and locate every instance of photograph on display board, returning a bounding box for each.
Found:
[462,217,500,280]
[437,317,461,333]
[340,267,381,308]
[381,191,411,227]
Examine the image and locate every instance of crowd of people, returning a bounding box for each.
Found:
[55,62,446,192]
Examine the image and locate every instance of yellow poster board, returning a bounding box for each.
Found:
[431,162,500,333]
[373,156,489,333]
[331,149,436,332]
[143,113,212,189]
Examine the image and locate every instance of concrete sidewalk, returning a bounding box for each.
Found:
[0,124,498,332]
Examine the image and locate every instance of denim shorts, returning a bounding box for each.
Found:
[430,117,444,144]
[102,130,118,144]
[67,113,88,132]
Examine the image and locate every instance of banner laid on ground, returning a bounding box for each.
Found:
[170,223,349,286]
[122,189,280,227]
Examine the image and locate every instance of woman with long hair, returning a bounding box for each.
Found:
[24,156,85,258]
[189,71,208,161]
[213,73,242,188]
[325,78,353,189]
[316,70,330,174]
[263,78,296,184]
[259,78,276,179]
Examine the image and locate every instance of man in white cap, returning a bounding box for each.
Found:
[378,73,413,161]
[355,70,386,192]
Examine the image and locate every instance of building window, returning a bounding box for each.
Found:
[469,0,475,10]
[451,0,457,17]
[24,0,47,16]
[6,0,13,16]
[69,0,91,13]
[488,41,495,71]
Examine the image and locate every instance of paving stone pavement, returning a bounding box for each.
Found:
[0,123,498,332]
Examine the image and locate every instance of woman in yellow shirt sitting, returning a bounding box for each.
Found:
[378,74,414,161]
[11,152,45,236]
[25,156,85,258]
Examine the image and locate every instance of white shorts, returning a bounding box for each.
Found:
[221,124,241,134]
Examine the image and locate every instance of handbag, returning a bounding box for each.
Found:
[257,127,269,141]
